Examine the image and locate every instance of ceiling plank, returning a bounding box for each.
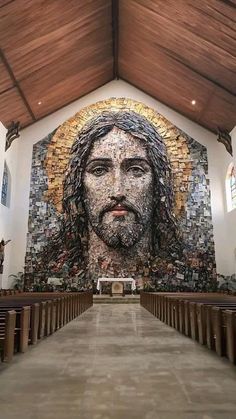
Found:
[0,0,15,8]
[119,36,217,114]
[119,0,236,93]
[20,54,113,118]
[0,0,112,79]
[7,23,112,81]
[119,55,212,123]
[120,47,236,133]
[200,88,236,132]
[136,0,236,54]
[0,0,113,127]
[0,0,109,48]
[119,0,236,132]
[0,0,235,133]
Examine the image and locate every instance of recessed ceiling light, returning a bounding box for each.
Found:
[38,101,42,105]
[191,100,196,106]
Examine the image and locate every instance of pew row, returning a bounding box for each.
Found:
[0,291,93,363]
[140,292,236,365]
[0,310,16,362]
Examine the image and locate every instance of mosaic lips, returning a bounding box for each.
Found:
[98,200,142,223]
[109,203,129,217]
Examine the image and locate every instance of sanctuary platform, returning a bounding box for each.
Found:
[93,294,140,304]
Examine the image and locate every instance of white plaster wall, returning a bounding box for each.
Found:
[225,126,236,276]
[0,123,7,289]
[232,127,236,173]
[2,80,235,286]
[0,122,19,287]
[214,126,236,276]
[0,122,7,212]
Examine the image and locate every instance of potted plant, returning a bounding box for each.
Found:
[8,271,24,290]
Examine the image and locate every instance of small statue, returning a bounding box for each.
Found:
[0,238,11,272]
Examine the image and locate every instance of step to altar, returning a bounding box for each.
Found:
[93,295,140,304]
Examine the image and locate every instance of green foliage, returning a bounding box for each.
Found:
[8,271,24,290]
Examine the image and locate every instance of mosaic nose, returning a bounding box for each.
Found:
[109,194,126,203]
[109,171,126,197]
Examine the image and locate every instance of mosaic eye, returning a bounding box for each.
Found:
[91,166,108,177]
[127,166,145,177]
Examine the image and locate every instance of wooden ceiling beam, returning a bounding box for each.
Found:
[0,1,15,9]
[0,49,36,123]
[112,0,119,79]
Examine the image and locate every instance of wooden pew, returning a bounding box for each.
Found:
[166,296,236,354]
[0,305,30,353]
[225,310,236,364]
[140,292,236,364]
[0,310,16,362]
[38,301,46,339]
[30,303,39,345]
[180,300,236,352]
[0,296,60,340]
[0,290,93,363]
[209,305,236,356]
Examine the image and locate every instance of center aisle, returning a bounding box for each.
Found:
[1,304,236,419]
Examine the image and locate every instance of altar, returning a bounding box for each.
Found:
[97,277,136,295]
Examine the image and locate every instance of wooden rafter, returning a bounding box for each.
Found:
[0,49,35,121]
[112,0,119,79]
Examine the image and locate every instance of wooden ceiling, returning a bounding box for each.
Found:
[0,0,235,134]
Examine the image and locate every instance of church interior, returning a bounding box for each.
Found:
[0,1,236,418]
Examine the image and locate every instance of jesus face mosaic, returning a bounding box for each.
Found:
[83,127,154,248]
[25,100,216,291]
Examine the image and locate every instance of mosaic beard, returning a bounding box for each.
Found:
[89,210,149,249]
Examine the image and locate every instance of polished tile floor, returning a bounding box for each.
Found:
[0,304,236,419]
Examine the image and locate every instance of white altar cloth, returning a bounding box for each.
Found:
[97,277,136,293]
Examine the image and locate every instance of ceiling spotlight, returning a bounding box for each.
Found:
[38,101,42,105]
[191,100,196,106]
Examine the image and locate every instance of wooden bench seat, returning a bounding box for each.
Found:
[0,306,30,353]
[0,291,93,363]
[140,292,236,365]
[0,310,16,362]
